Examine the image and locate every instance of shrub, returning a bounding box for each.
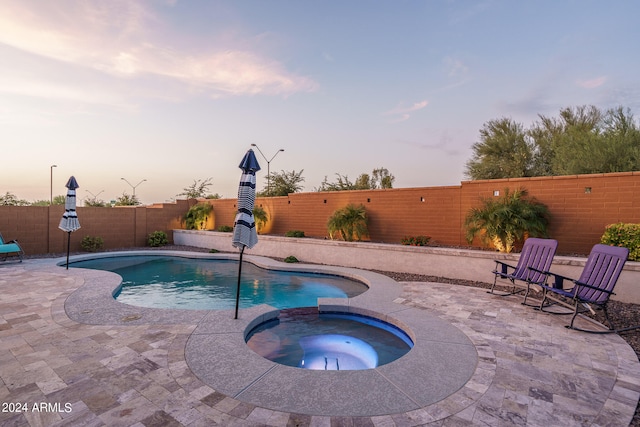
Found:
[147,231,168,247]
[253,206,269,233]
[209,248,220,253]
[284,255,299,263]
[401,235,431,246]
[184,203,213,230]
[285,230,305,238]
[327,204,369,241]
[81,236,104,252]
[601,222,640,261]
[217,225,233,232]
[464,188,550,253]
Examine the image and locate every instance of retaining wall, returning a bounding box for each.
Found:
[174,230,640,305]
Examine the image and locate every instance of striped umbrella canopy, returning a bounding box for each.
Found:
[232,149,261,319]
[59,176,80,269]
[232,150,261,250]
[59,176,80,233]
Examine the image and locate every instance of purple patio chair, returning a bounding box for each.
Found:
[536,244,631,333]
[489,238,558,304]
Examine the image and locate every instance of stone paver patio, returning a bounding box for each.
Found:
[1,254,639,426]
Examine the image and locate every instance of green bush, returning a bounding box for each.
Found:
[147,231,168,247]
[217,225,233,232]
[209,248,220,253]
[601,222,640,261]
[184,203,213,230]
[284,255,299,263]
[81,236,104,252]
[285,230,305,238]
[401,235,431,246]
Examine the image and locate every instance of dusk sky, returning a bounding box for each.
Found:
[2,1,638,205]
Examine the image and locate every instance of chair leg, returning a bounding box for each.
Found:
[522,282,540,306]
[565,303,617,334]
[487,275,500,294]
[488,276,524,297]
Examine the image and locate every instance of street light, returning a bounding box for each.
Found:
[50,165,57,205]
[86,190,104,199]
[250,144,284,196]
[120,178,147,198]
[86,190,104,205]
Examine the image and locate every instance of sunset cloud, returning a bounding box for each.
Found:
[577,76,607,89]
[0,1,318,99]
[383,100,429,116]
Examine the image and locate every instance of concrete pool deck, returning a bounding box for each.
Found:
[1,252,639,426]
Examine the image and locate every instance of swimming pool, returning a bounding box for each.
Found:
[70,255,368,310]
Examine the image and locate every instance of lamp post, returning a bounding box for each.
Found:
[120,178,146,200]
[250,144,284,196]
[50,165,57,205]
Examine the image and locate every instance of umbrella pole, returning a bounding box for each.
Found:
[66,232,71,270]
[234,246,245,319]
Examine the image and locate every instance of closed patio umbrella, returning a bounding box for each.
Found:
[59,176,80,269]
[232,149,261,319]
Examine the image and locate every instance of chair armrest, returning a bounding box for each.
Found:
[493,260,517,277]
[529,267,574,290]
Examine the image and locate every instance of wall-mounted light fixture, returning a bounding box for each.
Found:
[493,190,500,197]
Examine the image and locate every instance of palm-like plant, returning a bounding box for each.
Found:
[252,206,269,233]
[327,204,369,241]
[464,188,550,253]
[184,203,213,230]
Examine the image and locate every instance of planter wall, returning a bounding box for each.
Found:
[174,230,640,305]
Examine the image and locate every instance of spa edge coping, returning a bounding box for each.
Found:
[55,250,483,417]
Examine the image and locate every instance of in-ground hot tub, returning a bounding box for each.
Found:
[245,308,414,370]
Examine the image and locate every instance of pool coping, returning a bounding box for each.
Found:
[60,250,489,418]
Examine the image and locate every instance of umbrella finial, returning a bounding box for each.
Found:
[238,150,261,172]
[65,176,79,190]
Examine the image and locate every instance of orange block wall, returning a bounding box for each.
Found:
[1,172,638,256]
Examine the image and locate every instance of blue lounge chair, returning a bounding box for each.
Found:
[489,237,558,305]
[0,232,24,262]
[536,244,631,333]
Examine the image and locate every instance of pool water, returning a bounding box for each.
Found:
[70,256,367,310]
[246,308,413,370]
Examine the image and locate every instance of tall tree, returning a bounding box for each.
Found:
[468,105,640,180]
[465,118,533,180]
[0,192,30,206]
[371,167,395,189]
[316,168,395,191]
[114,193,140,206]
[542,105,640,175]
[177,178,214,199]
[258,170,305,197]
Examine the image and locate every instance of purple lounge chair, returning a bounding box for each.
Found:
[489,237,558,304]
[536,244,631,333]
